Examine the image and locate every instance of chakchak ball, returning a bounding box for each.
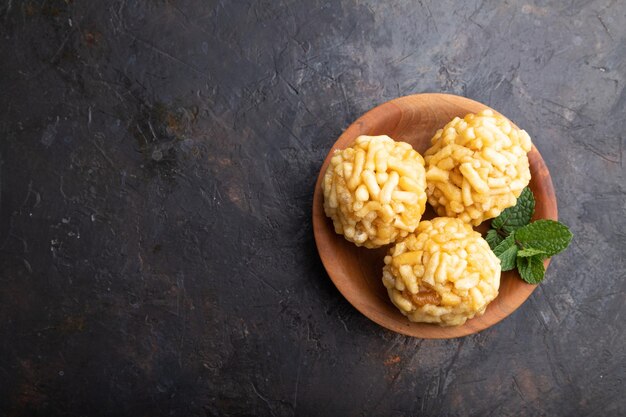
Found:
[322,135,427,248]
[424,109,532,226]
[382,217,501,326]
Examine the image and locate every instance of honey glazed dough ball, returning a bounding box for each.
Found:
[382,217,501,326]
[322,135,427,248]
[424,109,532,226]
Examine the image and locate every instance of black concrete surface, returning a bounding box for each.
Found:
[0,1,624,416]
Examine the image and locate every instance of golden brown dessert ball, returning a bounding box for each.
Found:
[383,217,501,326]
[322,135,427,248]
[424,110,532,226]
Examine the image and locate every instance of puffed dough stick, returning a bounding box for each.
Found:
[347,150,365,190]
[459,163,489,194]
[379,171,399,204]
[361,170,381,199]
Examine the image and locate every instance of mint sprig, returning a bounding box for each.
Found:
[485,187,572,284]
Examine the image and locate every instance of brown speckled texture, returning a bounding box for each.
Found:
[0,1,624,416]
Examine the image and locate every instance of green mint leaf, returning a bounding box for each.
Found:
[515,220,573,257]
[485,229,503,249]
[517,247,546,257]
[492,234,515,256]
[516,255,545,284]
[499,246,519,271]
[491,187,535,233]
[492,234,518,271]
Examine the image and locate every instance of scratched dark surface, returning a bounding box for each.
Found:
[0,0,625,416]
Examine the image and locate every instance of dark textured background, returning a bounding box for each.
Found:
[1,1,624,416]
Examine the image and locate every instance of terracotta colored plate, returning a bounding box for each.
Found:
[312,93,557,339]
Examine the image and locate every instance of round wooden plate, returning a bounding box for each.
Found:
[312,93,557,339]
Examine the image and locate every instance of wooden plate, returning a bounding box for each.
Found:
[312,93,557,338]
